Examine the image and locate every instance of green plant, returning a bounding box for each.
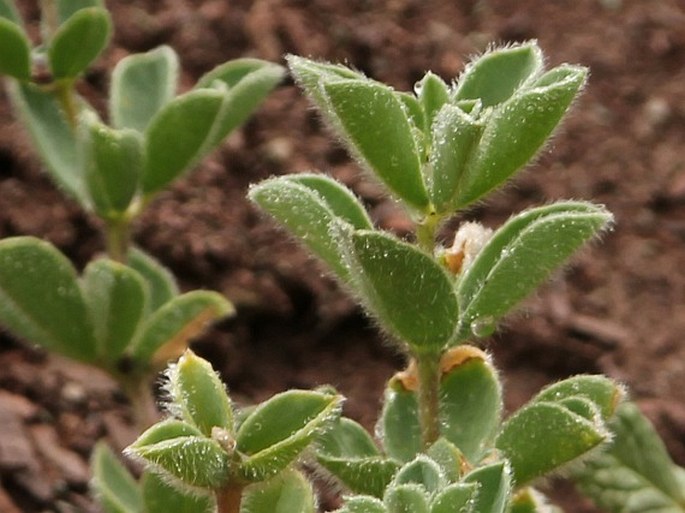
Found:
[246,42,630,511]
[0,0,283,426]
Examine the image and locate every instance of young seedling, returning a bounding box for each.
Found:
[103,350,342,513]
[0,0,284,426]
[249,42,631,511]
[0,0,284,261]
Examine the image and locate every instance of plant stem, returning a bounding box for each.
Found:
[416,351,441,449]
[54,81,79,130]
[216,483,244,513]
[105,217,131,263]
[121,378,158,432]
[416,212,440,253]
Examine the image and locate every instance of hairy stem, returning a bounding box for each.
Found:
[416,212,440,253]
[416,351,442,449]
[216,483,244,513]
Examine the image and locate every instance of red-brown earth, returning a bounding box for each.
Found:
[0,1,684,511]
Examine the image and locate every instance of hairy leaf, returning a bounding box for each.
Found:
[141,88,224,194]
[237,390,343,481]
[127,248,179,312]
[249,175,371,282]
[8,82,87,204]
[110,46,179,133]
[463,461,511,513]
[82,259,148,362]
[167,350,233,436]
[384,484,430,513]
[456,202,612,341]
[430,482,479,513]
[348,231,459,352]
[130,290,233,367]
[196,58,285,148]
[534,375,624,421]
[48,7,111,79]
[574,402,685,513]
[454,43,543,107]
[241,469,316,513]
[82,113,142,216]
[91,442,143,513]
[453,65,587,207]
[0,17,31,80]
[322,79,428,210]
[496,402,609,485]
[0,237,97,362]
[142,472,214,513]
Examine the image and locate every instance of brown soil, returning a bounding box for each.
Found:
[1,1,684,512]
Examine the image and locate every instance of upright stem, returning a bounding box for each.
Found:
[416,212,440,253]
[121,378,159,432]
[216,483,244,513]
[416,351,442,449]
[105,217,131,263]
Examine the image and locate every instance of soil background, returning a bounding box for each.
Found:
[1,0,684,512]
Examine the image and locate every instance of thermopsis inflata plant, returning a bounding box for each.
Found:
[1,3,684,511]
[0,0,282,427]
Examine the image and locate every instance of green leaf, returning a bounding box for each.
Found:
[236,389,343,481]
[338,496,387,513]
[141,88,224,194]
[8,82,87,204]
[380,377,421,462]
[0,237,97,362]
[82,259,148,362]
[90,441,143,513]
[48,7,112,79]
[496,401,609,485]
[417,72,450,133]
[82,113,142,216]
[0,0,22,25]
[142,472,214,513]
[454,42,543,107]
[317,417,400,497]
[241,468,316,513]
[319,456,401,499]
[428,104,482,214]
[384,484,430,513]
[453,65,587,207]
[396,92,425,134]
[110,46,179,133]
[132,419,204,446]
[55,0,103,24]
[195,58,285,149]
[426,438,465,482]
[392,456,445,494]
[463,461,511,513]
[129,290,234,368]
[0,18,31,80]
[430,483,479,513]
[348,231,458,352]
[249,175,370,282]
[438,348,502,463]
[287,54,364,111]
[534,375,624,421]
[286,174,373,229]
[456,202,612,341]
[127,248,179,312]
[322,79,429,210]
[318,417,379,459]
[166,350,233,436]
[574,402,685,513]
[128,435,230,489]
